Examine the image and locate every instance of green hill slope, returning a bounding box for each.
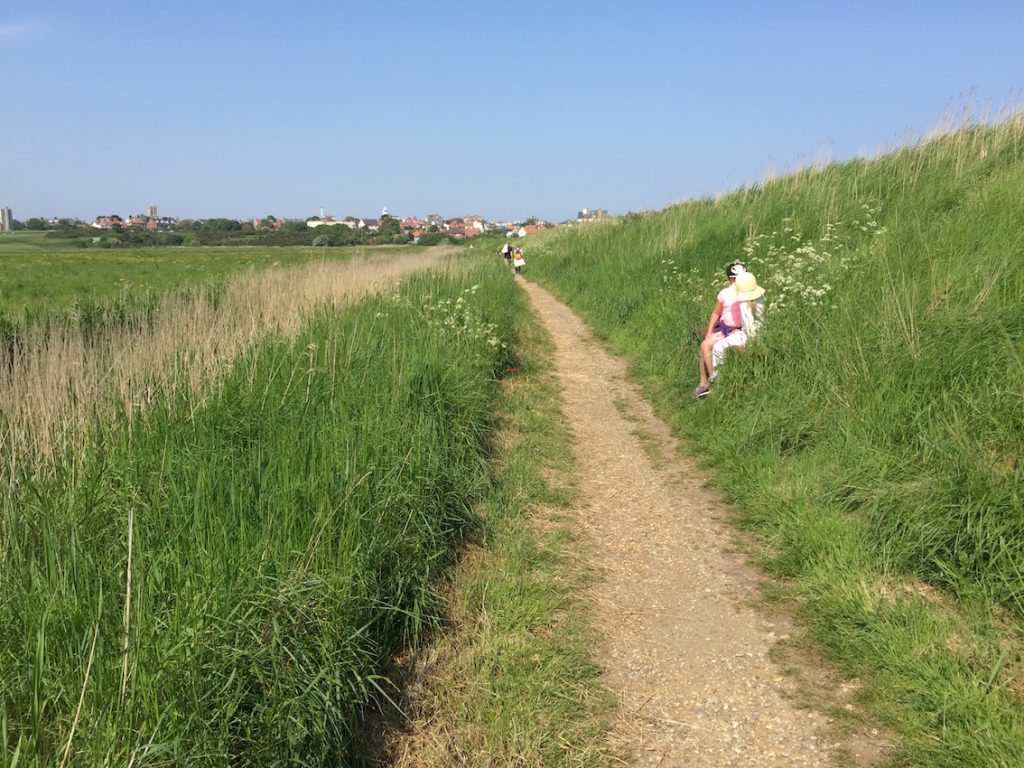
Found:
[526,117,1024,766]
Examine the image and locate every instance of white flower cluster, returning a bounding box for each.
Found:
[743,204,885,312]
[659,203,886,315]
[421,284,508,355]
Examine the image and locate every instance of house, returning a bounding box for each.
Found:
[91,215,124,229]
[307,215,346,228]
[577,207,608,223]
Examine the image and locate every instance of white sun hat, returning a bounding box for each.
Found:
[732,272,765,301]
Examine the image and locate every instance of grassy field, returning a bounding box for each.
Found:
[0,244,610,765]
[0,233,407,319]
[525,116,1024,766]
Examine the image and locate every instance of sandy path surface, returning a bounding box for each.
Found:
[520,277,837,767]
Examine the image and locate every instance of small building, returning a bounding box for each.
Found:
[401,217,427,231]
[307,215,347,228]
[91,215,124,229]
[577,207,608,223]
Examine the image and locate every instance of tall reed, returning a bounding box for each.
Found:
[0,251,447,478]
[1,257,519,765]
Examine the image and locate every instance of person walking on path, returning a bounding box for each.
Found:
[501,241,513,267]
[513,247,525,275]
[694,261,745,397]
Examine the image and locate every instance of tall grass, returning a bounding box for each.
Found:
[1,258,518,764]
[0,251,446,476]
[0,241,417,318]
[526,114,1024,765]
[392,278,611,766]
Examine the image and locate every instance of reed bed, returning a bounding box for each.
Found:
[0,250,447,477]
[526,114,1024,765]
[1,254,520,764]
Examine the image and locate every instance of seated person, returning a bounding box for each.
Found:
[694,267,766,397]
[694,261,745,397]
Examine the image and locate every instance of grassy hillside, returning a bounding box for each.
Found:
[525,116,1024,766]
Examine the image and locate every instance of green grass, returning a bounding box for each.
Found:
[389,279,611,765]
[0,257,536,765]
[0,238,407,319]
[525,116,1024,766]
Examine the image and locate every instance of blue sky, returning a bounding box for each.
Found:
[2,1,1022,222]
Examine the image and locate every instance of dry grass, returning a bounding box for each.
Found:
[0,248,451,478]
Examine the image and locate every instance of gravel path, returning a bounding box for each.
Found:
[520,277,838,767]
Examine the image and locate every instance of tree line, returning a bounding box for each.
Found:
[9,216,461,248]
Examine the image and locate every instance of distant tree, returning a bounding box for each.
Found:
[416,232,449,246]
[203,218,242,232]
[378,214,402,237]
[25,218,47,230]
[281,221,308,234]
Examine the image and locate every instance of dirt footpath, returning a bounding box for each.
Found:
[520,278,838,767]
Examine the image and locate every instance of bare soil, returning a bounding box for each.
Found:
[519,277,850,767]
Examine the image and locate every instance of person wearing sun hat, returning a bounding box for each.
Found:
[694,268,766,398]
[693,261,747,397]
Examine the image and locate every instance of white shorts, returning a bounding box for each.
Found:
[712,331,748,368]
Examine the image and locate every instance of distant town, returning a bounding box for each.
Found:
[0,205,616,247]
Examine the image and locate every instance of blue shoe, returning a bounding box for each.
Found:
[692,384,711,398]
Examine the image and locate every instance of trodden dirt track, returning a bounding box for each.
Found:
[520,276,837,767]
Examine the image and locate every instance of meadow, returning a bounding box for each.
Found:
[0,237,578,765]
[0,233,406,319]
[525,115,1024,766]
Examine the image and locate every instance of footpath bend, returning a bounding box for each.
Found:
[520,277,838,767]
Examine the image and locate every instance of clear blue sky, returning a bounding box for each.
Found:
[3,1,1023,223]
